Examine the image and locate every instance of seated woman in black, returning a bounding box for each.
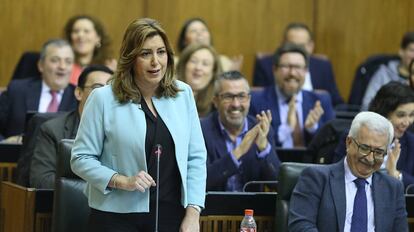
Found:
[334,81,414,192]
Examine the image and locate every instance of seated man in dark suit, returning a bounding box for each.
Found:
[289,111,408,232]
[29,65,113,189]
[0,39,77,141]
[202,71,281,191]
[250,43,335,148]
[253,22,343,106]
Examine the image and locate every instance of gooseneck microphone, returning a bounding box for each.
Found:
[154,144,162,232]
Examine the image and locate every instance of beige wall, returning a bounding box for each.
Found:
[0,0,412,101]
[315,0,412,101]
[0,0,144,86]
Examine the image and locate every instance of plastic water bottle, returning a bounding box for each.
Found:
[240,209,257,232]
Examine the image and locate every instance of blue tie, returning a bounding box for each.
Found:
[351,178,367,232]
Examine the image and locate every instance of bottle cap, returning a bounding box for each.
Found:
[244,209,254,216]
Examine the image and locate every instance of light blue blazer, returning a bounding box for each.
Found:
[71,80,207,213]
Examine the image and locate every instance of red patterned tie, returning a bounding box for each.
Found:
[46,90,59,112]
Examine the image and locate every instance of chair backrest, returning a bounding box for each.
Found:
[252,52,274,87]
[276,162,323,232]
[348,54,400,105]
[52,139,89,232]
[16,112,63,186]
[307,118,352,164]
[275,147,309,163]
[11,51,41,80]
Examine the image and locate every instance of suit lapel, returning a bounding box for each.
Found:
[211,113,232,159]
[59,85,75,111]
[265,87,280,134]
[63,111,79,139]
[26,79,41,111]
[330,161,347,231]
[372,173,385,232]
[301,91,313,123]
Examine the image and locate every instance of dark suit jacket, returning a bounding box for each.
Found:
[289,160,408,232]
[249,86,335,147]
[334,130,414,190]
[252,55,344,105]
[0,77,77,139]
[201,112,281,191]
[30,111,79,189]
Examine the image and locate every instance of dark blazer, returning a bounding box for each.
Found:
[201,112,281,191]
[334,130,414,189]
[0,77,77,139]
[249,86,335,147]
[252,55,344,105]
[30,111,79,189]
[289,160,408,232]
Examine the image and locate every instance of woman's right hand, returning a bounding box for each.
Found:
[116,171,156,192]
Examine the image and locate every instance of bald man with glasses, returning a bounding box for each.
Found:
[201,71,281,192]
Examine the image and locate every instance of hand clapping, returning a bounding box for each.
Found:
[304,100,324,129]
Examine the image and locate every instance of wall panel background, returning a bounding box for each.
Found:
[0,0,412,101]
[315,0,411,101]
[0,0,143,86]
[147,0,314,86]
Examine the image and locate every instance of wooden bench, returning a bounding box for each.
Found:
[0,143,21,182]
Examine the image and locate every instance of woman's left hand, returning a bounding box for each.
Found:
[386,138,401,178]
[180,207,200,232]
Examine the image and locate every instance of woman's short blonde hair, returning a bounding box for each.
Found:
[112,18,179,103]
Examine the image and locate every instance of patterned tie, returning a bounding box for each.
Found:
[292,112,304,147]
[46,90,59,112]
[351,178,367,232]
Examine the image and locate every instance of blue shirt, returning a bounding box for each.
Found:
[275,87,318,148]
[218,118,271,191]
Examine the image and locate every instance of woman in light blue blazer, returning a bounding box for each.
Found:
[71,18,207,232]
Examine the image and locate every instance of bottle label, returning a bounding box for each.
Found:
[240,229,256,232]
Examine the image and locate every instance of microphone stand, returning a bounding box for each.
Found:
[154,144,162,232]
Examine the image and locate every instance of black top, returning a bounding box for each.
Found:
[140,99,181,204]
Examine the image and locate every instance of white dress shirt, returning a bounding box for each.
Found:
[38,81,64,112]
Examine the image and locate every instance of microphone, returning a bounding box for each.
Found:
[154,144,162,232]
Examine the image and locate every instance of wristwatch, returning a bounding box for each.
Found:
[187,204,202,213]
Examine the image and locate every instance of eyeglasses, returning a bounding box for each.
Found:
[218,92,250,103]
[351,138,387,160]
[83,83,105,90]
[277,63,307,72]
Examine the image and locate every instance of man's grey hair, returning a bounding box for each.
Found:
[39,39,72,60]
[348,111,394,146]
[213,71,250,95]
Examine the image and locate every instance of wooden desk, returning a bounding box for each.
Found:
[0,187,413,232]
[200,192,276,232]
[0,182,53,232]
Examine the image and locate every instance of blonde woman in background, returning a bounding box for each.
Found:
[176,43,222,117]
